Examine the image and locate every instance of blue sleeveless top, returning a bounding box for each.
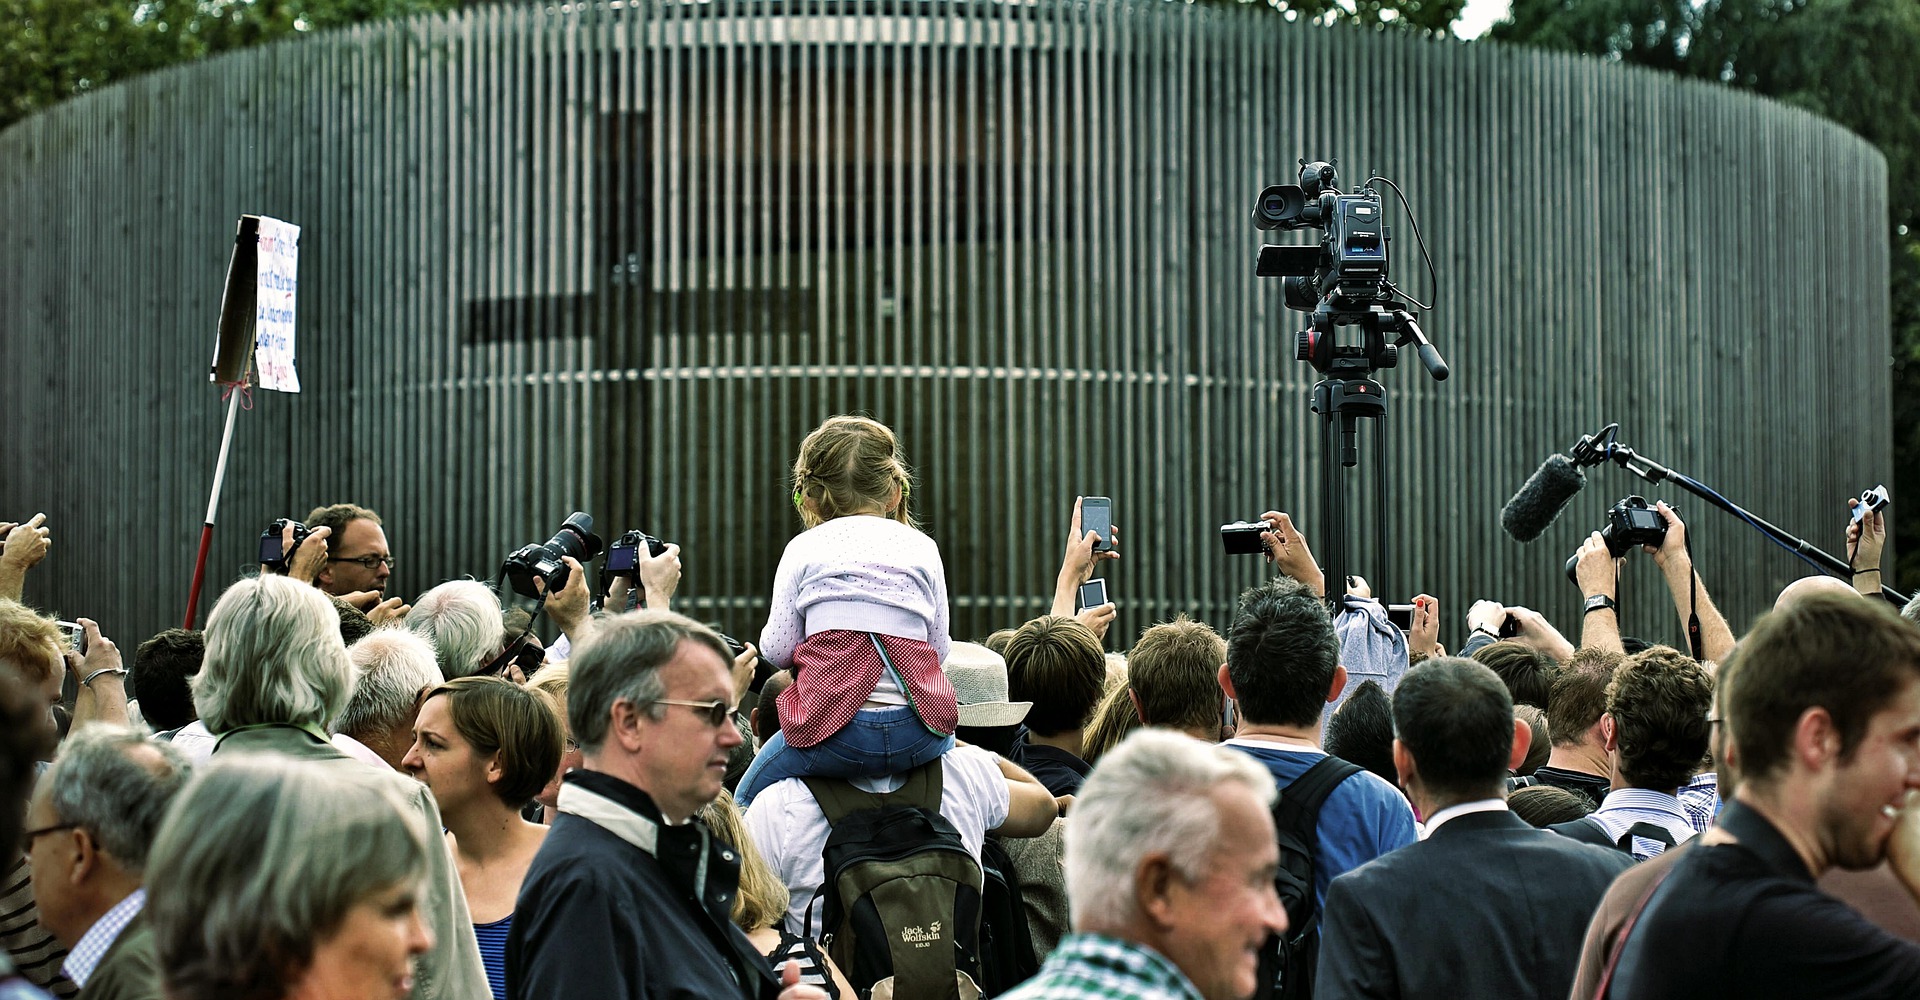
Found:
[474,913,513,1000]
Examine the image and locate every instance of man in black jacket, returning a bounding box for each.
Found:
[1316,657,1633,1000]
[507,611,826,1000]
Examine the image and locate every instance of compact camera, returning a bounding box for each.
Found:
[1220,519,1269,556]
[1564,497,1677,583]
[606,529,670,576]
[504,512,604,600]
[259,518,311,573]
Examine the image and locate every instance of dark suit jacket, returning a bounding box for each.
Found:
[1317,808,1634,1000]
[76,912,158,1000]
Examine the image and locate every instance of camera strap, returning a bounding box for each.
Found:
[1685,535,1703,661]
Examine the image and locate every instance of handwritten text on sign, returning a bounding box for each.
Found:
[254,217,301,393]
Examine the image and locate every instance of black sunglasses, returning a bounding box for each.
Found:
[650,699,732,727]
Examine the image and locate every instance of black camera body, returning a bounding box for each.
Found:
[1564,497,1677,583]
[504,512,604,600]
[259,518,311,573]
[1220,520,1269,556]
[606,529,670,577]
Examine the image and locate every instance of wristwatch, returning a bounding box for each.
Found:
[1584,594,1619,616]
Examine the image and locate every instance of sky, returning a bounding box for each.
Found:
[1454,0,1513,38]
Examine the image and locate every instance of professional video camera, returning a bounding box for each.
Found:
[503,512,604,600]
[1251,159,1445,380]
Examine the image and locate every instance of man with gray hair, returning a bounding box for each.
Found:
[508,610,826,1000]
[196,574,488,1000]
[405,580,504,679]
[330,628,445,771]
[25,725,189,1000]
[1000,729,1287,1000]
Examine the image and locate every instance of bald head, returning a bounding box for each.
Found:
[1774,575,1859,612]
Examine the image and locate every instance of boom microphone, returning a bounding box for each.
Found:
[1501,453,1587,542]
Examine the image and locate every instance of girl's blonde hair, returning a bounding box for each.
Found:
[697,789,790,931]
[792,415,916,529]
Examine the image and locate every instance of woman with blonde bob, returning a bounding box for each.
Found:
[147,753,433,1000]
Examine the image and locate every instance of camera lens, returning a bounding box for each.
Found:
[544,512,604,562]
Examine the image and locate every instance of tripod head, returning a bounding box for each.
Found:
[1295,303,1449,381]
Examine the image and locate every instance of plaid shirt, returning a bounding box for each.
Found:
[60,889,143,988]
[1677,771,1720,833]
[998,933,1204,1000]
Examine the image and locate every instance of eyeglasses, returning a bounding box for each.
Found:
[650,699,733,727]
[21,822,77,853]
[327,554,395,570]
[564,737,579,753]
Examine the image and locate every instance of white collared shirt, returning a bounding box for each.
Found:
[63,888,145,987]
[1418,798,1508,839]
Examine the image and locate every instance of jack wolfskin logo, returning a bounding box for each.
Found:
[900,922,943,945]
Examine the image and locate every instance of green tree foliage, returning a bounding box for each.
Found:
[0,0,464,130]
[1499,0,1920,587]
[1196,0,1470,38]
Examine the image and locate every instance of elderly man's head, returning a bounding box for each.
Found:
[195,575,353,734]
[27,724,191,948]
[1065,729,1284,1000]
[334,628,445,770]
[405,581,503,679]
[1721,592,1920,871]
[566,611,741,824]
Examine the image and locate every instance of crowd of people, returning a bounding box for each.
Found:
[0,413,1918,1000]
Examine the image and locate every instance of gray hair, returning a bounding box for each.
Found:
[1064,728,1276,930]
[146,753,430,1000]
[567,610,732,753]
[405,581,503,679]
[333,629,445,738]
[194,575,353,733]
[1902,591,1920,626]
[46,724,190,876]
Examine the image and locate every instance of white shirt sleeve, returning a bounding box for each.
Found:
[758,542,807,669]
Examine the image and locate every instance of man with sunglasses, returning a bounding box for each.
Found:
[508,610,828,1000]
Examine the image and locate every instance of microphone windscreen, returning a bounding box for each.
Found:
[1501,453,1585,543]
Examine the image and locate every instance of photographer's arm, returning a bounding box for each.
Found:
[1258,511,1325,598]
[70,619,129,728]
[1647,503,1735,667]
[1848,501,1888,598]
[283,524,331,585]
[0,514,51,601]
[991,755,1060,838]
[1052,497,1120,618]
[1575,532,1626,654]
[1504,607,1576,664]
[543,557,596,647]
[638,542,683,612]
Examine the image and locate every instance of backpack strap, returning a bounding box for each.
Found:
[804,759,945,825]
[1615,822,1678,852]
[1275,756,1363,829]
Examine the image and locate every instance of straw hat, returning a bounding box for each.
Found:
[943,642,1031,728]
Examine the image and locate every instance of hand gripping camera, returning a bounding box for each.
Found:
[258,518,311,574]
[1564,497,1676,583]
[503,512,604,600]
[606,529,670,577]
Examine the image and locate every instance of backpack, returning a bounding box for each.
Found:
[976,835,1040,996]
[804,762,985,1000]
[1253,755,1363,1000]
[1549,816,1679,857]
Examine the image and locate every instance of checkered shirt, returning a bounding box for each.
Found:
[1677,771,1720,833]
[60,889,143,988]
[997,933,1205,1000]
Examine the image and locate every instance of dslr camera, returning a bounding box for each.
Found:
[504,512,604,600]
[258,518,311,574]
[1564,496,1677,583]
[606,529,670,577]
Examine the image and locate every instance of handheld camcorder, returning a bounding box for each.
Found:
[606,529,670,576]
[1563,496,1676,583]
[259,518,311,574]
[504,512,604,600]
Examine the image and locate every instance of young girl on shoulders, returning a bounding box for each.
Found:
[734,415,958,805]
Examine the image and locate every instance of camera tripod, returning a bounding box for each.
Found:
[1301,305,1447,603]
